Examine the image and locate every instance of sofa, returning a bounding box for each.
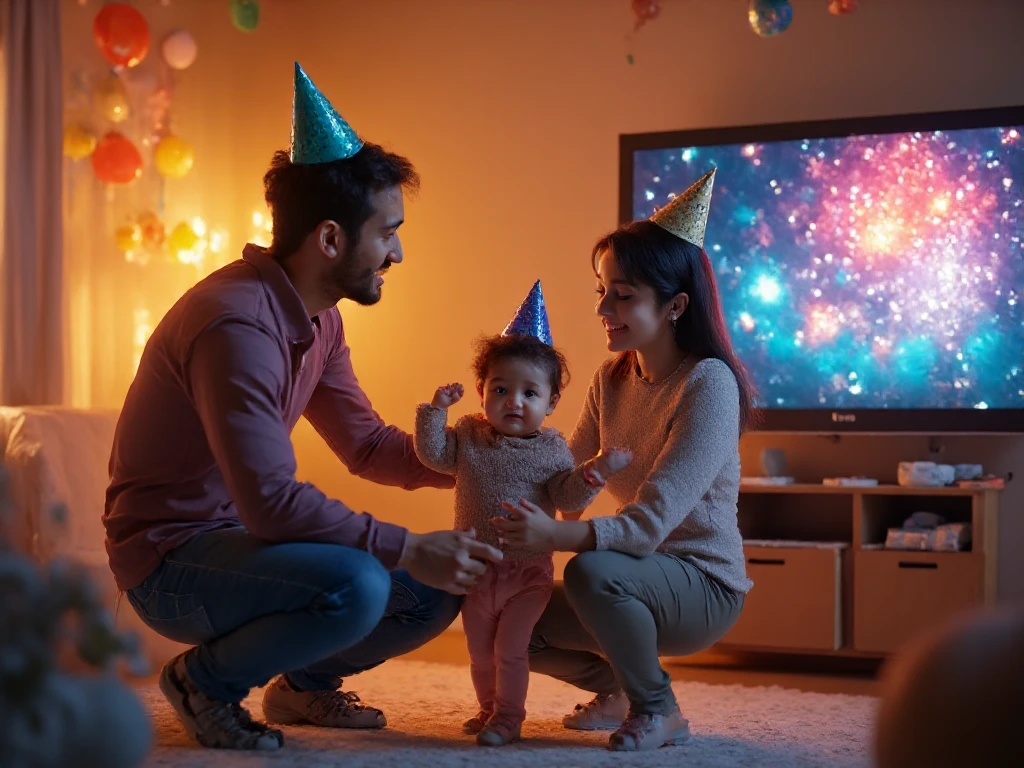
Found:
[0,406,186,664]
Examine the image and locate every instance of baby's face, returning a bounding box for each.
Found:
[480,357,558,437]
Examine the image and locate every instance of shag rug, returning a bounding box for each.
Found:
[139,660,876,767]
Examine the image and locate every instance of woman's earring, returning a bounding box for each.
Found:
[670,314,678,331]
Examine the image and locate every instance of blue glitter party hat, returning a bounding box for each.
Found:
[290,62,363,164]
[501,280,553,346]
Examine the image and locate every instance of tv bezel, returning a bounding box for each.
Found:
[619,105,1024,434]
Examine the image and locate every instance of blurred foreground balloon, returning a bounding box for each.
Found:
[748,0,793,37]
[93,3,150,68]
[92,132,143,184]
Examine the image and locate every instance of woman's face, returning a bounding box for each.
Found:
[594,249,675,353]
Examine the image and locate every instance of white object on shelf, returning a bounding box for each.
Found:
[897,461,955,487]
[741,476,795,485]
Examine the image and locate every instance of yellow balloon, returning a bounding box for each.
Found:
[167,221,200,255]
[114,223,143,252]
[154,135,194,179]
[63,124,97,160]
[94,74,130,123]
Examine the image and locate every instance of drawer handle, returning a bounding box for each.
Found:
[748,558,786,566]
[898,561,938,570]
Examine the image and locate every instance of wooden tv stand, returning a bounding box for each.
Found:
[716,483,1001,657]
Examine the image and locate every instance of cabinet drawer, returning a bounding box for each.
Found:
[721,546,842,651]
[853,550,981,654]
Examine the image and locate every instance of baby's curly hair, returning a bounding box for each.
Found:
[472,334,570,396]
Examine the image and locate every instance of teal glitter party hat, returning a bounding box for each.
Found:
[502,280,553,346]
[290,62,363,164]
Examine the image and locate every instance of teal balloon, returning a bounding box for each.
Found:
[748,0,793,37]
[230,0,260,32]
[291,62,363,164]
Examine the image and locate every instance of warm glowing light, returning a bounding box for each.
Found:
[743,144,756,157]
[191,217,207,238]
[132,308,153,374]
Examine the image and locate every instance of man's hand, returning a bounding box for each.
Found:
[397,529,501,595]
[431,383,464,410]
[583,447,633,487]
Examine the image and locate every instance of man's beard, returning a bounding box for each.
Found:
[326,257,382,307]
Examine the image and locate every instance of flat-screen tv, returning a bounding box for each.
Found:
[621,106,1024,433]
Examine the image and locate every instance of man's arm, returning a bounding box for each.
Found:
[187,318,408,568]
[303,313,454,490]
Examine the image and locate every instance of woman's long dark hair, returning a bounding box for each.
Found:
[592,219,760,433]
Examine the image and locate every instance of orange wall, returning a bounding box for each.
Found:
[62,0,1024,595]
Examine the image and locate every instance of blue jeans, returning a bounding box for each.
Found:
[125,527,461,703]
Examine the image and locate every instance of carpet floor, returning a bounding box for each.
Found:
[139,660,876,767]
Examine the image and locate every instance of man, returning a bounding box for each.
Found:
[104,63,501,751]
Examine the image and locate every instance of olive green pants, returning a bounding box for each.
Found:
[528,550,744,715]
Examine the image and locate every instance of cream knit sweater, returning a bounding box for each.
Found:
[414,408,600,559]
[570,357,753,594]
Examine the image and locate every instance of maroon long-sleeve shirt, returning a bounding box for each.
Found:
[103,244,453,590]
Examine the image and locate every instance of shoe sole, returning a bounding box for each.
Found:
[159,661,283,750]
[609,724,692,751]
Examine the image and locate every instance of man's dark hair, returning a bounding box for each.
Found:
[262,142,419,257]
[472,334,570,397]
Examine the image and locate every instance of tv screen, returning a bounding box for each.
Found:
[621,106,1024,433]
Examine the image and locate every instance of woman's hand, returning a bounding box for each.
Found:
[431,383,464,409]
[491,498,557,551]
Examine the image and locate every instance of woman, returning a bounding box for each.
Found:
[493,168,757,752]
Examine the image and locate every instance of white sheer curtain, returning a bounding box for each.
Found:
[0,0,65,406]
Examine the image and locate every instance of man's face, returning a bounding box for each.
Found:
[328,186,405,306]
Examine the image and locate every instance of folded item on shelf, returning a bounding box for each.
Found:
[897,461,955,487]
[884,522,972,552]
[954,464,984,481]
[902,511,945,531]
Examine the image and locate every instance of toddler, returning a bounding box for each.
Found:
[414,281,630,747]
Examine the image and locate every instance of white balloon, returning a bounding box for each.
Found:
[162,29,197,70]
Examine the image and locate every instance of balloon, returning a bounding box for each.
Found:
[167,222,200,255]
[632,0,661,30]
[93,3,150,68]
[114,223,143,252]
[748,0,793,37]
[154,135,194,179]
[230,0,260,32]
[93,74,130,123]
[828,0,858,14]
[161,29,197,69]
[63,124,97,160]
[91,132,143,184]
[137,211,165,248]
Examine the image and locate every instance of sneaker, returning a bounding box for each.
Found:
[262,676,386,728]
[476,713,522,747]
[608,708,691,751]
[562,692,629,731]
[462,710,492,735]
[158,653,283,750]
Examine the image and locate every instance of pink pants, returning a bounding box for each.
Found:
[461,554,554,722]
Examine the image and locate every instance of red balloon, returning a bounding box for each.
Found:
[632,0,661,28]
[91,132,143,184]
[93,3,150,68]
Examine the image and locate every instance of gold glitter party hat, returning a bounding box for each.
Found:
[650,168,717,247]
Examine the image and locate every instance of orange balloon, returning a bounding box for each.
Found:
[92,132,143,184]
[93,3,150,68]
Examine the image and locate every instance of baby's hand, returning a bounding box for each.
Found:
[431,383,464,409]
[583,447,633,488]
